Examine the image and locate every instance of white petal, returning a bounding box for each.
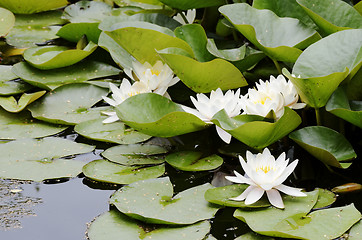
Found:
[102,115,119,123]
[216,126,232,144]
[290,102,306,109]
[229,185,254,201]
[180,105,208,122]
[266,189,284,208]
[273,160,299,186]
[102,96,117,106]
[275,184,307,197]
[245,186,265,205]
[233,171,255,185]
[238,155,254,181]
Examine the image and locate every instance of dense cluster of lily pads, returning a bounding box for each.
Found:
[0,0,362,239]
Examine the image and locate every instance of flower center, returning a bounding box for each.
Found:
[128,91,140,97]
[254,96,271,105]
[151,69,161,76]
[256,165,274,173]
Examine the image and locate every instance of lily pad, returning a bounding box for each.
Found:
[0,0,68,14]
[326,87,362,128]
[212,107,301,150]
[57,22,102,43]
[74,119,152,145]
[115,93,208,137]
[0,91,45,113]
[6,11,66,48]
[165,151,223,171]
[0,65,33,95]
[349,220,362,240]
[219,3,320,62]
[0,109,67,139]
[235,232,275,240]
[87,210,211,240]
[82,159,165,184]
[12,61,121,90]
[0,137,95,162]
[0,7,15,37]
[204,184,270,208]
[159,48,247,93]
[101,144,167,166]
[157,0,224,10]
[297,0,362,35]
[289,126,357,168]
[23,42,97,70]
[110,177,219,224]
[62,1,113,23]
[28,83,109,125]
[313,188,336,209]
[284,29,362,108]
[105,24,194,65]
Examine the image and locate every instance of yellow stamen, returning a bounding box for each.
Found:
[151,69,161,76]
[254,96,271,105]
[256,165,274,173]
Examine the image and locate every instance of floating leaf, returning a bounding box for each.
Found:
[332,183,362,194]
[13,61,120,90]
[0,91,45,113]
[289,126,357,168]
[0,137,95,162]
[212,108,301,149]
[0,109,67,139]
[0,7,15,37]
[219,3,320,62]
[87,210,211,240]
[6,11,66,48]
[62,1,113,23]
[204,184,270,208]
[102,144,167,166]
[57,22,102,43]
[165,151,223,171]
[115,93,208,137]
[252,0,317,30]
[355,1,362,15]
[82,159,165,184]
[326,87,362,128]
[297,0,362,35]
[0,0,68,14]
[23,42,97,70]
[28,83,109,125]
[157,0,224,10]
[349,220,362,240]
[313,189,336,209]
[0,65,33,95]
[75,119,151,145]
[110,177,219,224]
[235,232,275,240]
[284,29,362,108]
[158,48,247,93]
[105,24,194,65]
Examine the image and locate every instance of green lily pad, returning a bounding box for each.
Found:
[0,0,68,14]
[235,232,275,240]
[28,83,109,125]
[349,220,362,240]
[0,91,45,113]
[6,11,66,48]
[0,137,95,162]
[212,107,301,150]
[82,159,165,184]
[297,0,362,35]
[252,0,317,30]
[57,22,102,43]
[158,48,247,93]
[115,93,208,137]
[23,42,97,70]
[313,188,336,209]
[284,29,362,108]
[74,119,152,145]
[158,0,224,10]
[0,65,33,95]
[204,184,270,208]
[12,61,121,90]
[87,210,211,240]
[165,151,223,171]
[105,24,194,65]
[62,1,112,23]
[0,159,85,182]
[102,144,167,166]
[289,126,357,168]
[0,109,67,139]
[326,88,362,128]
[219,3,320,62]
[0,7,15,37]
[355,1,362,15]
[206,39,265,72]
[174,24,214,62]
[110,177,219,224]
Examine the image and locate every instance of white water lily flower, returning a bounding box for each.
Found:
[182,88,243,144]
[124,60,180,96]
[225,148,306,209]
[101,80,151,123]
[173,9,196,25]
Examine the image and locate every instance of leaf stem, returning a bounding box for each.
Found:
[272,59,282,75]
[315,108,321,126]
